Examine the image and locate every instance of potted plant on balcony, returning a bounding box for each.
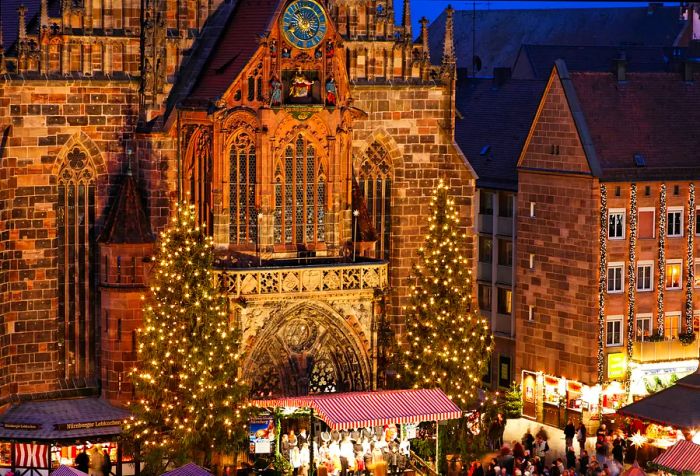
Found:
[678,332,696,345]
[646,332,665,342]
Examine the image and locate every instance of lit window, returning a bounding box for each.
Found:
[665,313,681,339]
[497,288,512,314]
[607,263,624,293]
[695,259,700,288]
[606,316,623,346]
[635,314,652,341]
[665,261,682,289]
[637,262,653,292]
[608,210,625,239]
[667,208,683,237]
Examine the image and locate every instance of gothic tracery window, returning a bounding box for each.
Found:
[358,141,392,259]
[274,134,326,246]
[183,127,213,233]
[57,146,96,380]
[229,130,257,244]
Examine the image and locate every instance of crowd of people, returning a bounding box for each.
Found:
[74,445,113,476]
[465,421,631,476]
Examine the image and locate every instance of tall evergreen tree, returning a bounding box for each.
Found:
[125,204,248,473]
[401,180,492,409]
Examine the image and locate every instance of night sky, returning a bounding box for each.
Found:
[395,1,677,35]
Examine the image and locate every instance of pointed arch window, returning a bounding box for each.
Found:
[358,141,392,259]
[229,130,257,244]
[57,146,96,380]
[183,127,213,233]
[274,134,326,246]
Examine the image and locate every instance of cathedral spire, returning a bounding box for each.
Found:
[420,16,430,62]
[40,0,49,29]
[18,4,27,41]
[402,0,412,41]
[441,5,456,69]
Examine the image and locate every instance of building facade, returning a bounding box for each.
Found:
[0,0,478,422]
[515,60,700,429]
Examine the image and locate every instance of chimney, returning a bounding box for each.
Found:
[614,51,627,81]
[493,67,512,86]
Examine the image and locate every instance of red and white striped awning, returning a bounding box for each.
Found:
[653,440,700,473]
[249,389,462,430]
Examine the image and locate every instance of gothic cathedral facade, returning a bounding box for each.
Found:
[0,0,476,407]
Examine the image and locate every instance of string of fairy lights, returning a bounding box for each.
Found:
[401,179,493,409]
[597,184,607,386]
[625,183,637,394]
[685,183,695,334]
[125,203,248,456]
[657,184,667,336]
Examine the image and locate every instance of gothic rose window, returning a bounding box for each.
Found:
[274,134,326,246]
[358,141,392,259]
[57,146,96,380]
[229,130,257,244]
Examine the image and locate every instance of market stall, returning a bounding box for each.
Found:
[651,440,700,474]
[542,376,564,427]
[0,397,132,476]
[249,389,462,476]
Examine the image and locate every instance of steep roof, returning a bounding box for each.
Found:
[429,6,688,78]
[455,77,546,191]
[98,173,155,244]
[513,44,686,80]
[566,70,700,181]
[184,0,281,105]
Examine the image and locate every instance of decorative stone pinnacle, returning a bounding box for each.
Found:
[442,5,456,67]
[18,4,27,41]
[420,16,430,62]
[402,0,412,41]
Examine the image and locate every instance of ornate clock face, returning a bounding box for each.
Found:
[281,0,328,50]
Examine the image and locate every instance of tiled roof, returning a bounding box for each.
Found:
[0,397,130,441]
[514,44,686,80]
[455,77,546,191]
[428,6,688,78]
[568,70,700,181]
[98,172,155,244]
[186,0,281,103]
[51,466,89,476]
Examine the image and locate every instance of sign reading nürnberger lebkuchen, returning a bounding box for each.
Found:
[1,423,41,430]
[53,419,124,431]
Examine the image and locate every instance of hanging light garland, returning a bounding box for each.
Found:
[657,184,667,337]
[625,184,637,394]
[598,184,608,385]
[686,183,695,334]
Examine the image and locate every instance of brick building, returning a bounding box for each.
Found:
[515,59,700,429]
[0,0,479,461]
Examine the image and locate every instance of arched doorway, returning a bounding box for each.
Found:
[243,302,371,397]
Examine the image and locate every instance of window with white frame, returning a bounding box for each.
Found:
[665,260,682,289]
[608,209,625,239]
[665,312,681,339]
[635,314,653,341]
[607,262,624,293]
[637,261,653,292]
[606,316,623,346]
[667,208,683,237]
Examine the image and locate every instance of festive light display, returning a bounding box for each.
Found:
[625,184,637,394]
[686,183,695,333]
[597,184,608,385]
[400,179,492,409]
[657,184,667,336]
[125,203,249,468]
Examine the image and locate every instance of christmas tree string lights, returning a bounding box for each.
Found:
[685,183,695,334]
[657,184,667,336]
[399,179,492,409]
[597,184,607,385]
[125,203,249,470]
[625,184,637,395]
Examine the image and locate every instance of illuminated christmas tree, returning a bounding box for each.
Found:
[401,180,492,409]
[125,204,248,472]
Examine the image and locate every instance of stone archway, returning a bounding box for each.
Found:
[243,302,371,397]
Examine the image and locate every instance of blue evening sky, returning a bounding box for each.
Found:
[394,1,679,34]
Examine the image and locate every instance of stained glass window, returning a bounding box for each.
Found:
[183,128,213,233]
[274,134,326,246]
[57,147,96,380]
[229,130,257,244]
[358,141,392,259]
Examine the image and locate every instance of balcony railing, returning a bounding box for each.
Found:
[478,214,493,234]
[497,216,514,236]
[477,261,492,281]
[631,337,700,363]
[214,261,388,297]
[496,265,513,285]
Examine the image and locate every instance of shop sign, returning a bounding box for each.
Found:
[1,423,41,430]
[249,419,274,454]
[54,419,123,431]
[607,353,626,380]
